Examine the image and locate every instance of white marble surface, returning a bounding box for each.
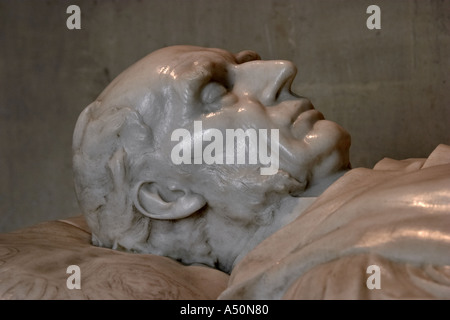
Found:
[219,144,450,299]
[2,145,449,299]
[0,216,228,299]
[72,46,350,274]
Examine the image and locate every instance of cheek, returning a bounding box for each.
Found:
[191,167,266,220]
[232,104,274,130]
[200,101,273,131]
[208,190,266,226]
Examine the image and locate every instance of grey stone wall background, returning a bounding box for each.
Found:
[1,0,449,232]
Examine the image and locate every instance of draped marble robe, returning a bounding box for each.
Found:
[219,144,450,299]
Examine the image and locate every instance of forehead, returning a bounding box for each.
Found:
[155,48,238,107]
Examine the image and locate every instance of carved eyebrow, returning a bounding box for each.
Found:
[186,60,232,96]
[173,52,235,104]
[205,62,231,84]
[234,50,261,64]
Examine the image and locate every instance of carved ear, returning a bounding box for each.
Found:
[134,181,206,220]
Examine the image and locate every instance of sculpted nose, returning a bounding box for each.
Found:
[234,60,297,105]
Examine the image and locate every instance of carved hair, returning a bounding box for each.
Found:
[72,100,154,250]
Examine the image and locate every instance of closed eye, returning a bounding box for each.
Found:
[201,82,228,104]
[200,81,234,114]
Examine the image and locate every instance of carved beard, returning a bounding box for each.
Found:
[141,211,218,268]
[137,163,309,273]
[193,163,308,227]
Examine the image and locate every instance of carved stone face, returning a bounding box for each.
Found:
[130,45,351,191]
[73,46,351,270]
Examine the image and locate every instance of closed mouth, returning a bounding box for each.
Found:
[291,109,325,140]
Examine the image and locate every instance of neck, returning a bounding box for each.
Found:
[228,169,348,271]
[231,195,317,270]
[150,170,348,274]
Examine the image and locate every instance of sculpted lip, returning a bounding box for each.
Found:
[274,98,314,123]
[273,99,321,183]
[291,109,325,140]
[290,99,314,121]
